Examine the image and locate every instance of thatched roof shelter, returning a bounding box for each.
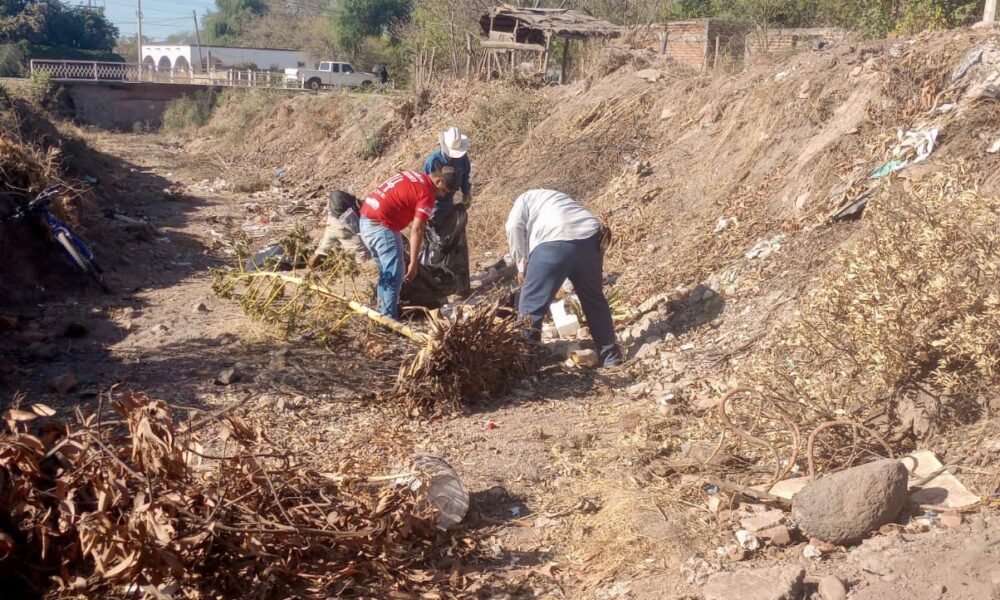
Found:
[480,5,622,45]
[476,4,621,82]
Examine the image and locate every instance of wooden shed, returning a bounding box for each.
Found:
[478,4,622,82]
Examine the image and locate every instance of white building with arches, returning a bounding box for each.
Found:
[140,44,315,73]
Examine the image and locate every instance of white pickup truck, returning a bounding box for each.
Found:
[285,61,378,91]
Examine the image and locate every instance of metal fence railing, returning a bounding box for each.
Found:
[28,59,306,90]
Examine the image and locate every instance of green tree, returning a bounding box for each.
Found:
[0,1,117,50]
[334,0,412,54]
[203,0,268,44]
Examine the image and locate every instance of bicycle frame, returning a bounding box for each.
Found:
[40,206,98,268]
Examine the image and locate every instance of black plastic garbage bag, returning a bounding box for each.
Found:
[244,244,296,272]
[402,203,471,308]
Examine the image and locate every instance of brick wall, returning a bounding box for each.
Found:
[640,19,750,71]
[747,28,847,55]
[633,21,848,71]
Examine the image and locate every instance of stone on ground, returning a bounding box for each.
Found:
[702,566,804,600]
[791,459,908,545]
[740,509,784,532]
[817,575,848,600]
[758,524,793,546]
[215,367,242,386]
[47,373,77,394]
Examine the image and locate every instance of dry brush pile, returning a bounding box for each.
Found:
[722,167,1000,483]
[214,239,537,417]
[395,302,536,417]
[0,391,478,599]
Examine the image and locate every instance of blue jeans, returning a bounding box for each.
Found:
[519,233,622,367]
[359,217,404,318]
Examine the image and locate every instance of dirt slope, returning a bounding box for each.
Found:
[179,27,1000,597]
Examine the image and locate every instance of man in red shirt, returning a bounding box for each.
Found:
[359,168,457,318]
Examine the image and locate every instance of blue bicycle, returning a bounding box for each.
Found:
[1,185,109,292]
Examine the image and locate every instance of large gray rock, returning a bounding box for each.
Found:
[792,459,909,545]
[702,566,804,600]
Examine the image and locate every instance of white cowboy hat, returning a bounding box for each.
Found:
[439,127,470,158]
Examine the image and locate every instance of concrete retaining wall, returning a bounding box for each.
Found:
[59,81,216,130]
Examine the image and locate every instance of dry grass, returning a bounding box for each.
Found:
[734,166,1000,477]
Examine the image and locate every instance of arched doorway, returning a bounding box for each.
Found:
[141,56,156,80]
[157,56,171,71]
[174,56,191,79]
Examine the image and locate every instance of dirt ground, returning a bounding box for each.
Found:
[4,25,1000,599]
[0,128,998,599]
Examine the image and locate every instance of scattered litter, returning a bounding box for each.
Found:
[735,529,759,550]
[775,71,789,81]
[550,300,580,339]
[404,454,469,530]
[595,581,631,600]
[243,244,295,272]
[745,235,786,260]
[680,342,695,351]
[570,348,599,368]
[481,420,497,431]
[829,186,878,223]
[83,175,97,184]
[509,505,522,517]
[740,509,784,532]
[871,128,938,179]
[803,543,823,559]
[952,45,987,82]
[714,216,736,233]
[989,138,1000,153]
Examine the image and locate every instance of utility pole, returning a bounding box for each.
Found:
[193,10,204,73]
[136,0,143,69]
[986,0,997,24]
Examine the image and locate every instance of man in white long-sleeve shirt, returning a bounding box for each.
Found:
[505,189,622,367]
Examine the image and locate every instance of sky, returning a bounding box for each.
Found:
[68,0,217,41]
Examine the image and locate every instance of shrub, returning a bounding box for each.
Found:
[207,89,287,140]
[162,91,215,132]
[26,71,55,106]
[0,83,12,110]
[356,130,383,160]
[467,82,548,153]
[742,167,1000,465]
[0,43,26,77]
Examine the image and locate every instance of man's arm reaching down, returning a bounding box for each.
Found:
[506,194,530,277]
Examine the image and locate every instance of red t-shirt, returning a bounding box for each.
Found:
[360,171,436,232]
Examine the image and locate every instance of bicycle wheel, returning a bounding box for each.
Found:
[55,232,111,293]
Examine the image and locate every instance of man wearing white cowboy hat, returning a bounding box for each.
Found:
[420,126,473,296]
